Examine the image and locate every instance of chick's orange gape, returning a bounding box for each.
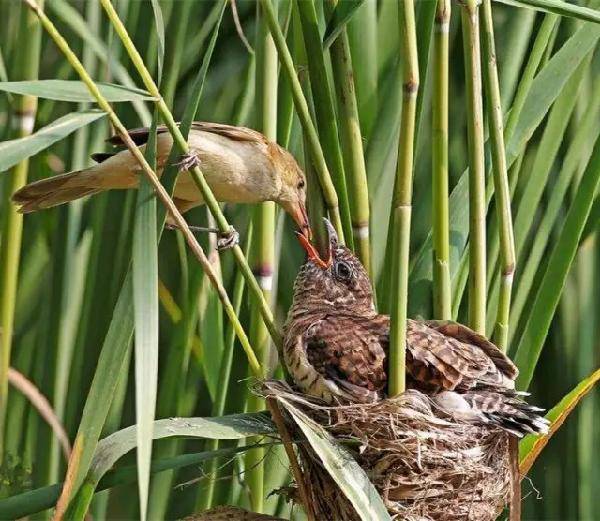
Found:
[12,121,311,240]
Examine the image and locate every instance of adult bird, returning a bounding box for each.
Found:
[13,122,310,245]
[284,219,549,437]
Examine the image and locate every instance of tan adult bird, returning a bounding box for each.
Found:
[12,122,310,242]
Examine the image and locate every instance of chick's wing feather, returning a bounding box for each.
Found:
[305,315,387,394]
[406,319,516,392]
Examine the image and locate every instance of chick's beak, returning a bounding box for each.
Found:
[285,200,312,239]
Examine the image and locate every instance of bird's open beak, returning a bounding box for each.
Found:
[285,200,312,240]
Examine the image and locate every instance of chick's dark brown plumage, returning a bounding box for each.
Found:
[284,219,549,437]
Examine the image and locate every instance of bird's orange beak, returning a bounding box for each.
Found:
[285,200,312,240]
[295,231,331,269]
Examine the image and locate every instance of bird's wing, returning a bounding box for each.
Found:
[422,320,518,380]
[106,122,266,147]
[406,319,517,392]
[303,315,387,400]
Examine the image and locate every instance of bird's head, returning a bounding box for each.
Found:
[292,218,375,313]
[272,145,310,239]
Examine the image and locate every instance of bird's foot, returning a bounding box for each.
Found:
[215,227,239,251]
[175,152,200,172]
[167,222,239,251]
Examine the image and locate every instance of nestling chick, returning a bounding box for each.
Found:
[284,219,549,437]
[12,122,310,237]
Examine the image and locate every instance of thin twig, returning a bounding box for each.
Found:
[8,367,71,460]
[266,398,315,521]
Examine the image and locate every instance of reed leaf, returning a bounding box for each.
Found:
[0,80,154,102]
[0,110,104,172]
[494,0,600,24]
[514,133,600,389]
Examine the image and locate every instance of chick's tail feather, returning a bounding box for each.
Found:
[431,389,550,438]
[12,166,127,213]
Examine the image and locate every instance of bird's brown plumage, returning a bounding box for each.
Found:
[284,219,549,437]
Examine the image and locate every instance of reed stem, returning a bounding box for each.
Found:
[461,0,487,334]
[259,0,345,243]
[481,0,515,351]
[296,0,353,247]
[328,0,371,274]
[432,0,452,320]
[389,0,419,396]
[245,6,279,511]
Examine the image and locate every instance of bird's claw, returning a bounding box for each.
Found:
[216,227,239,251]
[175,152,200,172]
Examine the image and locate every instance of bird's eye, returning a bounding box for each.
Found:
[297,179,305,190]
[334,261,353,281]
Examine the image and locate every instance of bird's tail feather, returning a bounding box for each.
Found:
[12,169,102,213]
[431,389,549,438]
[462,389,550,437]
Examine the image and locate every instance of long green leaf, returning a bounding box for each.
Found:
[132,121,159,521]
[89,413,275,483]
[0,80,154,102]
[56,273,135,515]
[322,0,365,49]
[519,368,600,475]
[494,0,600,24]
[65,413,275,518]
[282,398,392,521]
[514,133,600,389]
[0,110,105,173]
[0,440,273,519]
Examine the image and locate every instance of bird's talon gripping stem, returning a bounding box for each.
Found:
[175,152,200,172]
[168,222,239,251]
[216,227,239,251]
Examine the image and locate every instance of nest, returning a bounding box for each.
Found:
[263,381,511,521]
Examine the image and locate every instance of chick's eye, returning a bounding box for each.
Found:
[297,179,305,189]
[334,261,353,281]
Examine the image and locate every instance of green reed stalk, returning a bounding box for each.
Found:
[327,0,371,274]
[484,14,559,329]
[296,0,353,247]
[259,0,344,243]
[481,0,515,351]
[246,6,279,511]
[461,0,486,334]
[0,0,43,457]
[389,0,419,396]
[98,0,283,350]
[431,0,452,320]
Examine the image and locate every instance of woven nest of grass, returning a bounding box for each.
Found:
[263,380,511,521]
